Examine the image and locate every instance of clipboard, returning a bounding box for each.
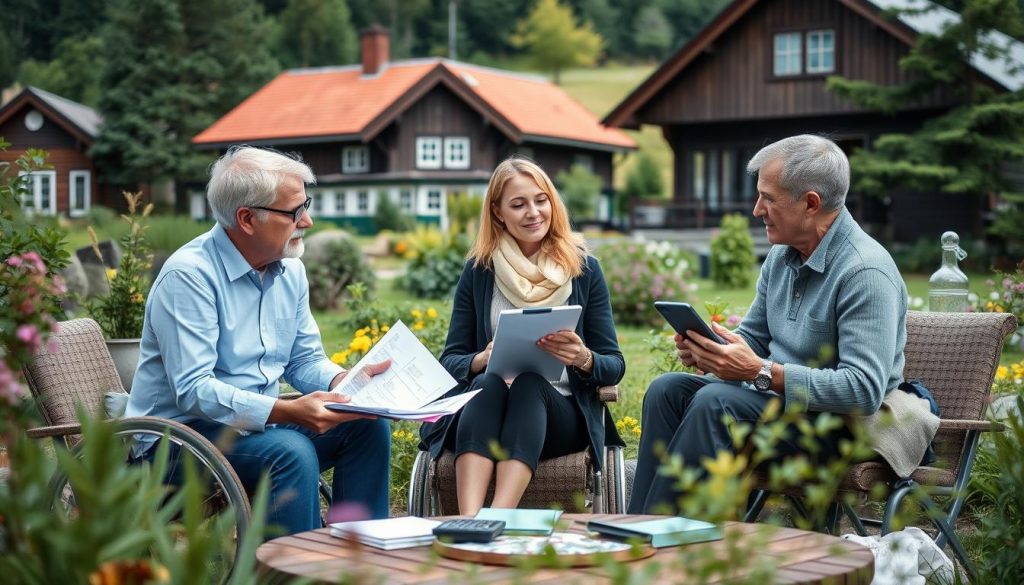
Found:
[485,305,583,381]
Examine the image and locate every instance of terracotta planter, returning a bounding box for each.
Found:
[105,338,141,392]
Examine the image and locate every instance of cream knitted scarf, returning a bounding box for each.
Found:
[492,232,572,307]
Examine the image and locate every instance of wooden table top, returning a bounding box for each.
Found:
[256,513,874,584]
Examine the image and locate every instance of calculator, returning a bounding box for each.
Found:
[432,519,506,543]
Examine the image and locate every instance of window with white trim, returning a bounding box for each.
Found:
[20,171,57,215]
[416,137,442,169]
[443,137,470,169]
[806,30,835,73]
[399,189,414,213]
[426,189,442,211]
[773,32,802,76]
[311,191,324,216]
[69,170,91,217]
[357,190,369,213]
[342,145,369,173]
[337,191,348,214]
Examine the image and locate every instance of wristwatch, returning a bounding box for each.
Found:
[753,359,774,392]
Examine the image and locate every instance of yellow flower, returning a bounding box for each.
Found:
[330,351,349,365]
[349,335,372,353]
[106,268,117,280]
[413,320,425,331]
[411,309,423,319]
[996,366,1009,381]
[130,292,144,304]
[427,307,438,319]
[381,325,389,333]
[632,426,642,436]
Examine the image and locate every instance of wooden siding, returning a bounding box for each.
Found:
[637,0,960,125]
[0,147,98,214]
[0,105,84,150]
[388,84,500,173]
[519,143,613,187]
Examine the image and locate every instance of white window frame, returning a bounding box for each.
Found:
[357,190,370,214]
[805,30,835,74]
[19,170,57,216]
[342,145,369,173]
[443,137,470,169]
[773,32,802,76]
[69,170,91,217]
[337,190,348,214]
[416,137,443,169]
[426,189,443,212]
[399,189,414,213]
[311,190,324,216]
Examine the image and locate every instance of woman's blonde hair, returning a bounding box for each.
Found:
[468,157,587,277]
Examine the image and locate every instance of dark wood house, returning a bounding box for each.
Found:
[0,86,110,216]
[193,28,636,234]
[604,0,1023,242]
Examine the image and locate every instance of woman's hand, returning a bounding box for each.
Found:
[470,342,494,375]
[538,330,593,374]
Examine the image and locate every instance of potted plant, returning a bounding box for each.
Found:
[86,191,153,390]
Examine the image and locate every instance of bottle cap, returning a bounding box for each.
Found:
[941,231,967,261]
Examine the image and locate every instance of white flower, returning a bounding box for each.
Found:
[679,260,689,271]
[968,292,979,302]
[665,258,676,267]
[911,297,924,308]
[990,291,1001,300]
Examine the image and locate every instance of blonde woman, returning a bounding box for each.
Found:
[419,157,625,514]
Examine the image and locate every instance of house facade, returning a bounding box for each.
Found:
[0,86,109,217]
[193,28,636,234]
[604,0,1022,242]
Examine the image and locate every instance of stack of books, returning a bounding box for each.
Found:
[474,508,563,536]
[586,517,722,548]
[329,516,441,550]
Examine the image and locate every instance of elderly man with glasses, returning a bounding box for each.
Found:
[125,146,391,536]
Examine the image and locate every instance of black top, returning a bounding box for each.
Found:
[418,255,625,472]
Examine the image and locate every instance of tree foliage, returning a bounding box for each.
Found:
[620,151,664,214]
[511,0,603,84]
[275,0,358,68]
[827,0,1024,250]
[556,163,602,220]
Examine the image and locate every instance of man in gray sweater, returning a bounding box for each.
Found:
[629,134,908,514]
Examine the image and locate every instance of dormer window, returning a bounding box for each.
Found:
[443,137,470,169]
[416,137,442,169]
[342,145,369,173]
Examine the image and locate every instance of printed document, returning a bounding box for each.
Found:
[325,320,468,421]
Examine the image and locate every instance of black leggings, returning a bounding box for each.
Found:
[443,372,589,472]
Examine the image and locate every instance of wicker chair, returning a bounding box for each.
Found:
[742,311,1018,581]
[22,318,251,558]
[407,384,629,516]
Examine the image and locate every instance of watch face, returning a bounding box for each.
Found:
[754,375,770,391]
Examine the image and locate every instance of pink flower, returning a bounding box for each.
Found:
[6,255,22,267]
[727,314,742,327]
[16,324,41,350]
[0,361,24,405]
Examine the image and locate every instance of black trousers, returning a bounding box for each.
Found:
[628,373,852,514]
[443,372,589,472]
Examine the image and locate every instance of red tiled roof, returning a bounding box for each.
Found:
[193,59,635,150]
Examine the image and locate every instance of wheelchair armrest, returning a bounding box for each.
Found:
[599,385,618,403]
[26,423,83,439]
[938,419,1005,432]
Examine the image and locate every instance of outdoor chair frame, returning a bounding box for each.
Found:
[408,384,629,516]
[742,311,1017,581]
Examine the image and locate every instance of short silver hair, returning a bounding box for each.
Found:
[207,146,316,228]
[746,135,849,212]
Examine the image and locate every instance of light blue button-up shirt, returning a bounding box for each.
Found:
[125,224,343,431]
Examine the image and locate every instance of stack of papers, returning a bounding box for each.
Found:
[474,508,563,536]
[329,516,441,550]
[325,321,473,421]
[586,516,722,548]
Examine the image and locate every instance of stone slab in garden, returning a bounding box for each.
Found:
[302,229,351,266]
[76,241,121,300]
[989,393,1021,422]
[59,254,88,311]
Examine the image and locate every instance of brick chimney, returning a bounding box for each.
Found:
[361,26,390,77]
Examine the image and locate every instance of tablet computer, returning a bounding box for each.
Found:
[654,301,725,344]
[485,305,583,381]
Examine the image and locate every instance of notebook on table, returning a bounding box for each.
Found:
[586,516,722,548]
[474,508,564,536]
[329,516,441,550]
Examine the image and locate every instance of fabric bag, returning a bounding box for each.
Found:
[841,527,956,585]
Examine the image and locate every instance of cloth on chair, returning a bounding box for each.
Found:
[841,527,955,585]
[860,388,939,478]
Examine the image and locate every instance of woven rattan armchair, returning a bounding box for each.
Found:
[742,311,1018,581]
[407,385,629,516]
[22,318,251,558]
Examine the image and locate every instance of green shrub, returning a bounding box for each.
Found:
[446,193,482,236]
[593,240,696,326]
[974,396,1024,584]
[556,164,601,220]
[374,194,414,233]
[710,213,756,289]
[400,227,471,299]
[306,236,376,311]
[619,151,663,215]
[144,214,213,255]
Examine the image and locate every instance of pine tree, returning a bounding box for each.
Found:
[275,0,358,68]
[619,151,663,215]
[511,0,603,84]
[827,0,1024,250]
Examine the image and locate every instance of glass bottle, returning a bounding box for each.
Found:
[928,231,969,312]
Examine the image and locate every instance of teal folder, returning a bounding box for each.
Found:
[586,517,722,548]
[474,508,563,536]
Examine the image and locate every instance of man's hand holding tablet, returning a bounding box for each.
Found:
[655,301,768,386]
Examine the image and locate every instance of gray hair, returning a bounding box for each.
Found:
[745,135,849,212]
[207,146,316,228]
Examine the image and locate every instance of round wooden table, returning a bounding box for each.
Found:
[256,513,873,584]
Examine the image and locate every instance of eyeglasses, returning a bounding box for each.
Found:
[250,196,312,223]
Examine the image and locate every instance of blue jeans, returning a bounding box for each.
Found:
[185,418,391,536]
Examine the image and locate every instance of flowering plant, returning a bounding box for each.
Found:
[86,192,153,340]
[594,240,697,326]
[978,264,1024,350]
[0,252,66,405]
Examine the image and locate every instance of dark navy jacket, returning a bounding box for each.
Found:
[419,256,625,472]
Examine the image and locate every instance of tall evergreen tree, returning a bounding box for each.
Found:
[511,0,603,84]
[92,0,278,201]
[275,0,358,68]
[827,0,1024,249]
[634,5,673,59]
